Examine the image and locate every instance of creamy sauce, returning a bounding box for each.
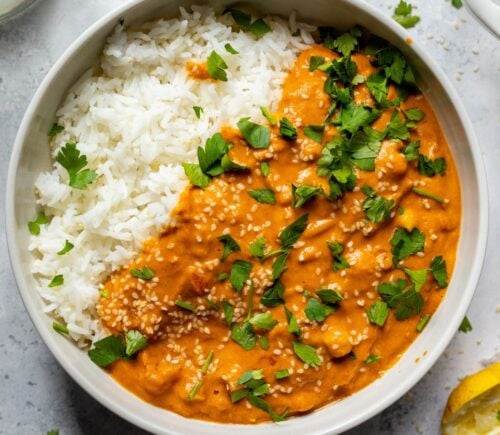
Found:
[98,45,461,423]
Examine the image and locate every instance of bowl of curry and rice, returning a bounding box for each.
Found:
[6,0,487,433]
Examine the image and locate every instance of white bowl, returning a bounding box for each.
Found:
[5,0,488,433]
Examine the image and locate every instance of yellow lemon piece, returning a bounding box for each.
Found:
[441,361,500,434]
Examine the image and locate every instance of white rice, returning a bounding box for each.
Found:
[29,6,315,345]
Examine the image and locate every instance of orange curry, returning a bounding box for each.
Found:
[97,43,461,423]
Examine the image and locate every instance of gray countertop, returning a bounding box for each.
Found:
[0,1,498,434]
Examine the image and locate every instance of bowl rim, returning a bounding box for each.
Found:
[5,0,489,433]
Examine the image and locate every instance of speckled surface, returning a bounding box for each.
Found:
[0,1,498,434]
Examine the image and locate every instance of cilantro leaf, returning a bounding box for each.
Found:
[275,369,291,379]
[459,316,472,333]
[261,280,285,307]
[247,393,288,422]
[403,267,428,292]
[332,27,362,57]
[217,234,241,262]
[292,341,321,366]
[292,184,323,208]
[220,154,249,172]
[279,118,297,140]
[271,251,289,280]
[316,289,343,304]
[260,161,270,176]
[402,140,420,161]
[197,133,231,176]
[284,306,302,337]
[404,108,425,121]
[366,71,388,103]
[48,275,64,288]
[279,214,309,248]
[221,300,234,325]
[309,56,326,71]
[56,142,97,189]
[390,227,425,265]
[249,312,278,330]
[329,56,358,85]
[182,163,210,188]
[394,288,424,320]
[393,1,420,28]
[364,354,380,364]
[130,266,155,280]
[52,321,68,335]
[377,278,408,307]
[226,9,271,37]
[452,0,463,8]
[193,106,203,118]
[237,117,271,149]
[224,43,239,54]
[231,321,256,350]
[303,125,325,144]
[28,212,49,236]
[48,123,64,137]
[418,155,446,177]
[340,103,380,135]
[430,256,448,288]
[249,236,266,259]
[386,110,410,140]
[230,260,252,292]
[327,241,350,271]
[367,300,389,327]
[207,50,228,81]
[260,106,277,125]
[412,187,445,203]
[305,298,335,323]
[362,185,395,223]
[248,188,276,205]
[124,330,148,357]
[57,240,74,255]
[88,335,126,367]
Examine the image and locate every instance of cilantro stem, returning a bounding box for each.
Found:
[52,321,68,335]
[201,351,214,374]
[416,314,431,332]
[412,187,444,204]
[187,380,203,401]
[246,281,254,321]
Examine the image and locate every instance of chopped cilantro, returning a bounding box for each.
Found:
[377,278,424,320]
[259,335,269,349]
[249,236,266,259]
[309,55,326,71]
[182,163,210,188]
[332,27,362,57]
[404,108,425,121]
[416,314,431,332]
[386,110,410,140]
[125,330,148,356]
[402,140,420,161]
[348,126,385,171]
[459,315,472,333]
[279,214,309,248]
[217,234,241,262]
[220,154,249,172]
[261,280,285,307]
[56,142,97,189]
[362,184,395,223]
[224,43,239,54]
[130,266,155,280]
[248,188,276,205]
[88,335,126,367]
[364,354,380,364]
[52,321,68,335]
[305,298,335,323]
[390,227,425,266]
[292,184,323,208]
[316,289,343,304]
[271,251,289,280]
[403,267,428,292]
[292,341,321,366]
[226,8,271,37]
[28,212,49,236]
[260,106,277,125]
[230,260,253,292]
[48,123,64,137]
[452,0,463,8]
[175,300,196,312]
[303,124,325,143]
[366,300,389,327]
[231,321,256,350]
[221,300,234,325]
[279,117,297,140]
[57,240,74,255]
[207,50,228,81]
[393,1,420,28]
[366,71,388,103]
[197,132,231,176]
[431,256,448,288]
[260,161,270,176]
[48,275,64,288]
[327,241,350,271]
[249,312,278,330]
[412,187,445,203]
[418,155,447,177]
[193,106,203,118]
[237,117,271,149]
[275,369,291,379]
[339,103,380,135]
[284,306,302,337]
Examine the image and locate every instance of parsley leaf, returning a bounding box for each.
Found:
[248,188,276,205]
[57,240,74,255]
[182,163,210,188]
[303,125,325,143]
[217,234,241,262]
[430,256,448,288]
[275,369,291,379]
[393,288,424,320]
[130,266,155,280]
[377,278,408,307]
[231,321,256,350]
[362,184,395,223]
[48,123,64,137]
[48,275,64,288]
[418,155,447,177]
[88,335,126,367]
[390,227,425,266]
[193,106,203,118]
[452,0,463,8]
[237,117,271,149]
[28,212,49,236]
[366,300,389,326]
[279,214,309,248]
[261,280,285,307]
[292,184,323,208]
[260,106,277,125]
[403,267,428,292]
[249,236,266,259]
[249,312,278,330]
[284,306,302,337]
[279,118,297,140]
[56,142,97,189]
[125,330,148,357]
[393,1,420,28]
[221,154,249,172]
[305,298,335,323]
[207,50,228,81]
[309,56,326,71]
[197,133,231,176]
[459,316,472,333]
[402,140,421,161]
[327,241,350,271]
[348,126,385,171]
[340,103,380,135]
[230,260,252,292]
[224,43,239,54]
[292,341,321,366]
[221,300,234,325]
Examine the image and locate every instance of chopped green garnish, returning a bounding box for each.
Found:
[279,118,297,140]
[390,227,425,266]
[217,272,229,281]
[182,163,210,188]
[47,430,59,435]
[284,306,302,337]
[431,256,448,288]
[332,26,362,57]
[221,300,234,325]
[361,184,395,223]
[402,141,420,162]
[207,50,228,81]
[52,321,68,335]
[327,241,350,271]
[259,335,269,349]
[231,321,256,350]
[56,142,97,189]
[260,106,277,125]
[416,314,431,332]
[292,184,323,208]
[303,124,325,144]
[48,275,64,288]
[205,297,219,310]
[271,251,289,281]
[366,300,389,327]
[404,108,425,121]
[366,71,388,103]
[279,214,309,248]
[226,8,271,37]
[224,43,239,54]
[175,300,196,312]
[28,212,49,236]
[57,240,74,255]
[248,188,276,205]
[260,161,270,176]
[309,56,326,71]
[459,316,472,333]
[88,335,126,367]
[217,234,241,262]
[292,341,321,366]
[403,267,428,292]
[305,298,335,323]
[249,312,278,330]
[48,123,64,137]
[197,133,231,176]
[386,110,410,140]
[412,187,445,203]
[125,330,148,356]
[452,0,463,8]
[316,289,343,304]
[377,278,424,320]
[201,351,214,374]
[249,236,266,259]
[237,117,270,149]
[187,380,203,401]
[275,369,291,379]
[364,354,380,364]
[393,0,420,28]
[418,155,447,177]
[261,280,285,307]
[193,106,203,119]
[230,260,253,292]
[130,266,155,280]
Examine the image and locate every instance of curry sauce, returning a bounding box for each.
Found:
[97,43,461,423]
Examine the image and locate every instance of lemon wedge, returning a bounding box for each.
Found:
[441,361,500,434]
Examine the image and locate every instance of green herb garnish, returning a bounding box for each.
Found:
[412,187,445,203]
[221,300,234,325]
[390,227,425,266]
[364,354,380,364]
[292,184,323,208]
[361,185,395,223]
[217,234,241,262]
[48,123,64,137]
[260,161,270,176]
[292,341,321,366]
[231,321,256,350]
[230,260,253,292]
[193,106,203,118]
[260,106,277,125]
[261,280,285,307]
[130,266,155,280]
[52,321,68,335]
[57,240,74,255]
[48,275,64,288]
[56,142,97,189]
[248,188,276,205]
[279,214,309,248]
[249,312,278,330]
[305,298,335,323]
[275,369,291,379]
[284,306,302,337]
[224,43,239,54]
[207,50,228,81]
[303,124,325,143]
[393,0,420,28]
[459,316,472,333]
[237,117,271,149]
[309,56,326,71]
[226,8,271,37]
[28,212,49,236]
